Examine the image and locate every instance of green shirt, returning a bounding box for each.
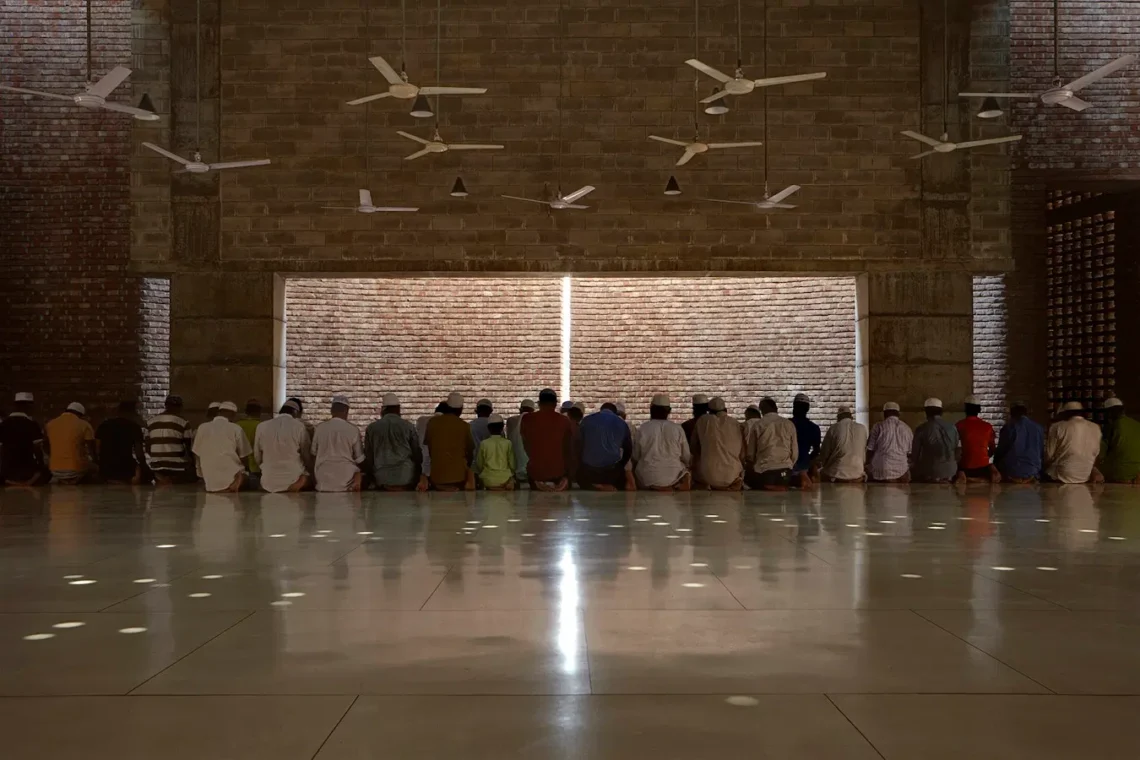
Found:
[236,417,261,473]
[1100,414,1140,482]
[475,435,515,488]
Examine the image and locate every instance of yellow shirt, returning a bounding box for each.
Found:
[236,417,261,473]
[45,413,95,472]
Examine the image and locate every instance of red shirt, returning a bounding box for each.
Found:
[957,415,995,469]
[520,408,572,481]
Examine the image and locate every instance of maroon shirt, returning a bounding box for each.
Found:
[520,408,573,481]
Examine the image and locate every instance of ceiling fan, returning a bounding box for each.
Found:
[397,129,503,160]
[323,189,417,213]
[142,143,271,173]
[502,186,596,210]
[347,55,487,106]
[705,184,801,210]
[648,133,764,166]
[687,60,826,104]
[960,54,1137,113]
[0,65,158,121]
[901,131,1022,160]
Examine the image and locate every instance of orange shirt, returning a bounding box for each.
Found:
[45,412,95,472]
[957,415,995,470]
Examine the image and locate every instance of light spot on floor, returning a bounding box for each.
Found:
[356,531,373,535]
[188,592,212,598]
[118,627,147,634]
[712,519,727,524]
[991,566,1015,572]
[666,534,681,539]
[507,519,521,523]
[653,521,670,526]
[846,523,860,528]
[1035,519,1050,523]
[281,592,305,598]
[317,529,333,534]
[682,582,705,588]
[608,524,623,528]
[52,621,85,629]
[1079,529,1096,534]
[770,518,785,522]
[133,578,157,584]
[627,566,647,571]
[596,532,610,537]
[202,574,224,580]
[864,531,884,537]
[880,520,896,524]
[1109,536,1126,541]
[691,562,708,567]
[63,574,84,580]
[269,533,286,538]
[1036,566,1058,571]
[900,573,922,579]
[483,524,499,529]
[676,528,692,532]
[23,633,55,641]
[725,696,760,707]
[704,514,719,518]
[465,521,481,525]
[156,544,177,549]
[521,533,536,537]
[928,526,946,530]
[270,600,292,607]
[68,579,97,586]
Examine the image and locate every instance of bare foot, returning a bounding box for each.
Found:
[594,484,617,492]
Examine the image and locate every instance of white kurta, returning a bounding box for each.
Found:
[633,418,691,487]
[191,417,252,492]
[818,417,869,481]
[255,414,311,492]
[745,413,798,473]
[311,417,364,492]
[1045,416,1102,484]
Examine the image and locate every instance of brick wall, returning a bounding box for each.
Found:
[571,277,857,426]
[284,278,562,424]
[0,0,141,421]
[972,275,1009,423]
[138,277,171,417]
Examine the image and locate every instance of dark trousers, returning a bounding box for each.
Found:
[577,462,627,490]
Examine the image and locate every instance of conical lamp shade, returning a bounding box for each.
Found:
[664,175,682,196]
[410,94,433,119]
[704,91,729,116]
[450,176,469,197]
[977,96,1003,119]
[137,93,157,113]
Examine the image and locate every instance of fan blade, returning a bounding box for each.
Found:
[910,151,938,160]
[396,130,431,144]
[419,86,488,95]
[648,135,690,147]
[501,195,550,205]
[404,148,432,160]
[369,55,404,85]
[769,203,797,209]
[98,100,159,120]
[0,85,75,100]
[1057,96,1092,112]
[347,92,392,105]
[373,207,419,212]
[563,204,589,210]
[321,207,361,210]
[707,141,765,149]
[676,149,697,166]
[1064,54,1138,92]
[900,130,944,148]
[703,198,761,205]
[86,66,132,97]
[208,159,272,170]
[751,72,827,87]
[447,143,504,150]
[953,135,1022,150]
[958,91,1036,99]
[685,59,733,83]
[562,185,596,203]
[699,89,731,104]
[142,142,191,165]
[359,189,374,207]
[767,185,802,204]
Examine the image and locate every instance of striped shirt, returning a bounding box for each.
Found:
[145,413,193,472]
[866,415,913,481]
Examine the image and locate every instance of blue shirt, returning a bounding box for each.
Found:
[578,409,632,469]
[995,416,1045,480]
[791,416,821,471]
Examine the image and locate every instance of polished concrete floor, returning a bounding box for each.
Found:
[0,483,1138,758]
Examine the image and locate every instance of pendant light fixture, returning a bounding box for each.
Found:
[976,96,1003,119]
[664,175,682,195]
[704,93,729,116]
[450,176,469,197]
[398,0,432,119]
[410,94,433,118]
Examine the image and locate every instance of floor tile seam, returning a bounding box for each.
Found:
[94,565,205,612]
[417,565,455,611]
[957,567,1074,611]
[823,693,887,759]
[124,610,258,696]
[907,609,1058,695]
[308,694,358,760]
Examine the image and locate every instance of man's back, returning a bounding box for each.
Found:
[579,410,630,468]
[634,419,690,486]
[425,414,471,485]
[819,417,868,480]
[995,415,1044,480]
[520,408,572,481]
[0,414,43,480]
[45,413,94,471]
[791,416,821,471]
[96,416,143,480]
[1046,416,1102,483]
[1102,414,1140,481]
[747,414,797,473]
[694,413,743,486]
[867,416,913,480]
[146,413,193,472]
[256,414,310,491]
[911,417,960,481]
[236,417,261,473]
[365,414,420,485]
[956,415,995,469]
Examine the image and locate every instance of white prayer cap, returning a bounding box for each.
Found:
[520,398,537,411]
[219,401,238,413]
[883,401,901,412]
[651,393,671,407]
[1061,401,1084,412]
[476,398,493,408]
[692,394,709,405]
[745,404,760,414]
[572,402,586,412]
[1104,397,1124,409]
[208,401,221,410]
[794,393,811,404]
[331,395,350,407]
[66,402,86,415]
[923,398,943,408]
[488,413,504,424]
[964,394,980,405]
[446,392,463,408]
[282,399,300,413]
[561,400,574,411]
[615,402,626,415]
[708,396,726,412]
[838,404,853,414]
[14,392,33,402]
[382,393,400,406]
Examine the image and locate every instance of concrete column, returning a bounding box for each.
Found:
[169,272,284,419]
[856,272,973,428]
